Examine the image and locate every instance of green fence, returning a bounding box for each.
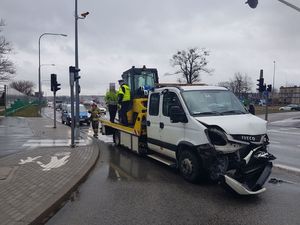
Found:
[5,99,39,116]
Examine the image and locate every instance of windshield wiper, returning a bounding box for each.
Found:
[192,111,223,116]
[221,110,246,115]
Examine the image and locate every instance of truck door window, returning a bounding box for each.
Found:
[149,93,160,116]
[163,92,182,117]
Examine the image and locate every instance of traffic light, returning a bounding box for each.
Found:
[51,74,57,92]
[267,84,272,92]
[75,68,81,81]
[246,0,258,8]
[256,77,264,93]
[256,69,265,93]
[55,82,61,92]
[50,74,61,92]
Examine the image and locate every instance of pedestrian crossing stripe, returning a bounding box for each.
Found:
[23,139,88,147]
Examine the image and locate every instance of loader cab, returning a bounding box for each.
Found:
[120,66,158,129]
[121,66,159,99]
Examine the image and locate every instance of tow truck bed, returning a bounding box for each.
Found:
[99,118,140,136]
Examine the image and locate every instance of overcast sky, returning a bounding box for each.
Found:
[1,0,300,96]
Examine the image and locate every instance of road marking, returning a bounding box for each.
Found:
[23,139,88,147]
[268,130,300,135]
[19,156,41,164]
[274,163,300,174]
[19,152,71,171]
[270,141,281,144]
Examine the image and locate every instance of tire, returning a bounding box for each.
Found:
[66,118,71,126]
[113,130,121,146]
[179,150,202,183]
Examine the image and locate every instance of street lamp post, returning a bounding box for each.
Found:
[74,0,89,139]
[38,33,67,115]
[273,61,276,94]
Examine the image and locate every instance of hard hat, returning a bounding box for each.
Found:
[90,101,97,106]
[118,79,124,83]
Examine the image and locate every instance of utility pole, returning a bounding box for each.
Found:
[74,0,89,139]
[272,61,276,94]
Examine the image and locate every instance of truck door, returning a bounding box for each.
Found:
[159,91,186,159]
[146,92,162,152]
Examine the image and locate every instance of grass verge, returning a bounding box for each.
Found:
[10,105,40,117]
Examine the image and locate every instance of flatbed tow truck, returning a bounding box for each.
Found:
[100,66,275,195]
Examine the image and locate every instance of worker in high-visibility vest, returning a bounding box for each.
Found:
[104,85,118,123]
[117,79,131,125]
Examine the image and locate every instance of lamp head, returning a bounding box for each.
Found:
[81,12,90,18]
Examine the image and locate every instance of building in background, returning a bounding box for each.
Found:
[279,86,300,104]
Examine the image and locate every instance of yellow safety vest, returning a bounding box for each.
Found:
[118,84,131,102]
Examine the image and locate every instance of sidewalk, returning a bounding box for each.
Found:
[0,117,99,225]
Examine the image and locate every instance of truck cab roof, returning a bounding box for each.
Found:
[154,85,228,93]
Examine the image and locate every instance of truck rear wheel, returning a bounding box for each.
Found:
[179,150,201,183]
[113,130,121,146]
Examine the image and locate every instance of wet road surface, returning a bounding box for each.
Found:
[47,140,300,225]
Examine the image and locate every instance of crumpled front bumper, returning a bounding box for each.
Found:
[224,162,273,195]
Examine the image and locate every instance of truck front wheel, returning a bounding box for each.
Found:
[179,150,201,183]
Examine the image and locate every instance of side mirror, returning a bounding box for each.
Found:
[169,105,188,123]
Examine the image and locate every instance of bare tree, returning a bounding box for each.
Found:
[225,72,253,98]
[10,80,35,96]
[218,81,231,90]
[0,19,15,82]
[170,47,213,84]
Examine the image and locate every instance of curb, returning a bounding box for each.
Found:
[28,141,100,225]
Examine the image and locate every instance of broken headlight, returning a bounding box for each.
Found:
[206,127,242,154]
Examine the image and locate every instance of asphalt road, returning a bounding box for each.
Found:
[46,140,300,225]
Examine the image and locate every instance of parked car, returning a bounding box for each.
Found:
[47,101,53,107]
[279,104,300,111]
[258,99,266,106]
[61,104,91,125]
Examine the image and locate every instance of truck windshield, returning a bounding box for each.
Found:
[181,90,248,116]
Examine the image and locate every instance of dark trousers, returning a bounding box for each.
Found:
[92,120,99,136]
[119,101,130,125]
[108,104,118,123]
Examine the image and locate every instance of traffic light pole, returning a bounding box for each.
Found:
[51,73,60,129]
[53,91,57,128]
[264,91,268,121]
[69,67,76,148]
